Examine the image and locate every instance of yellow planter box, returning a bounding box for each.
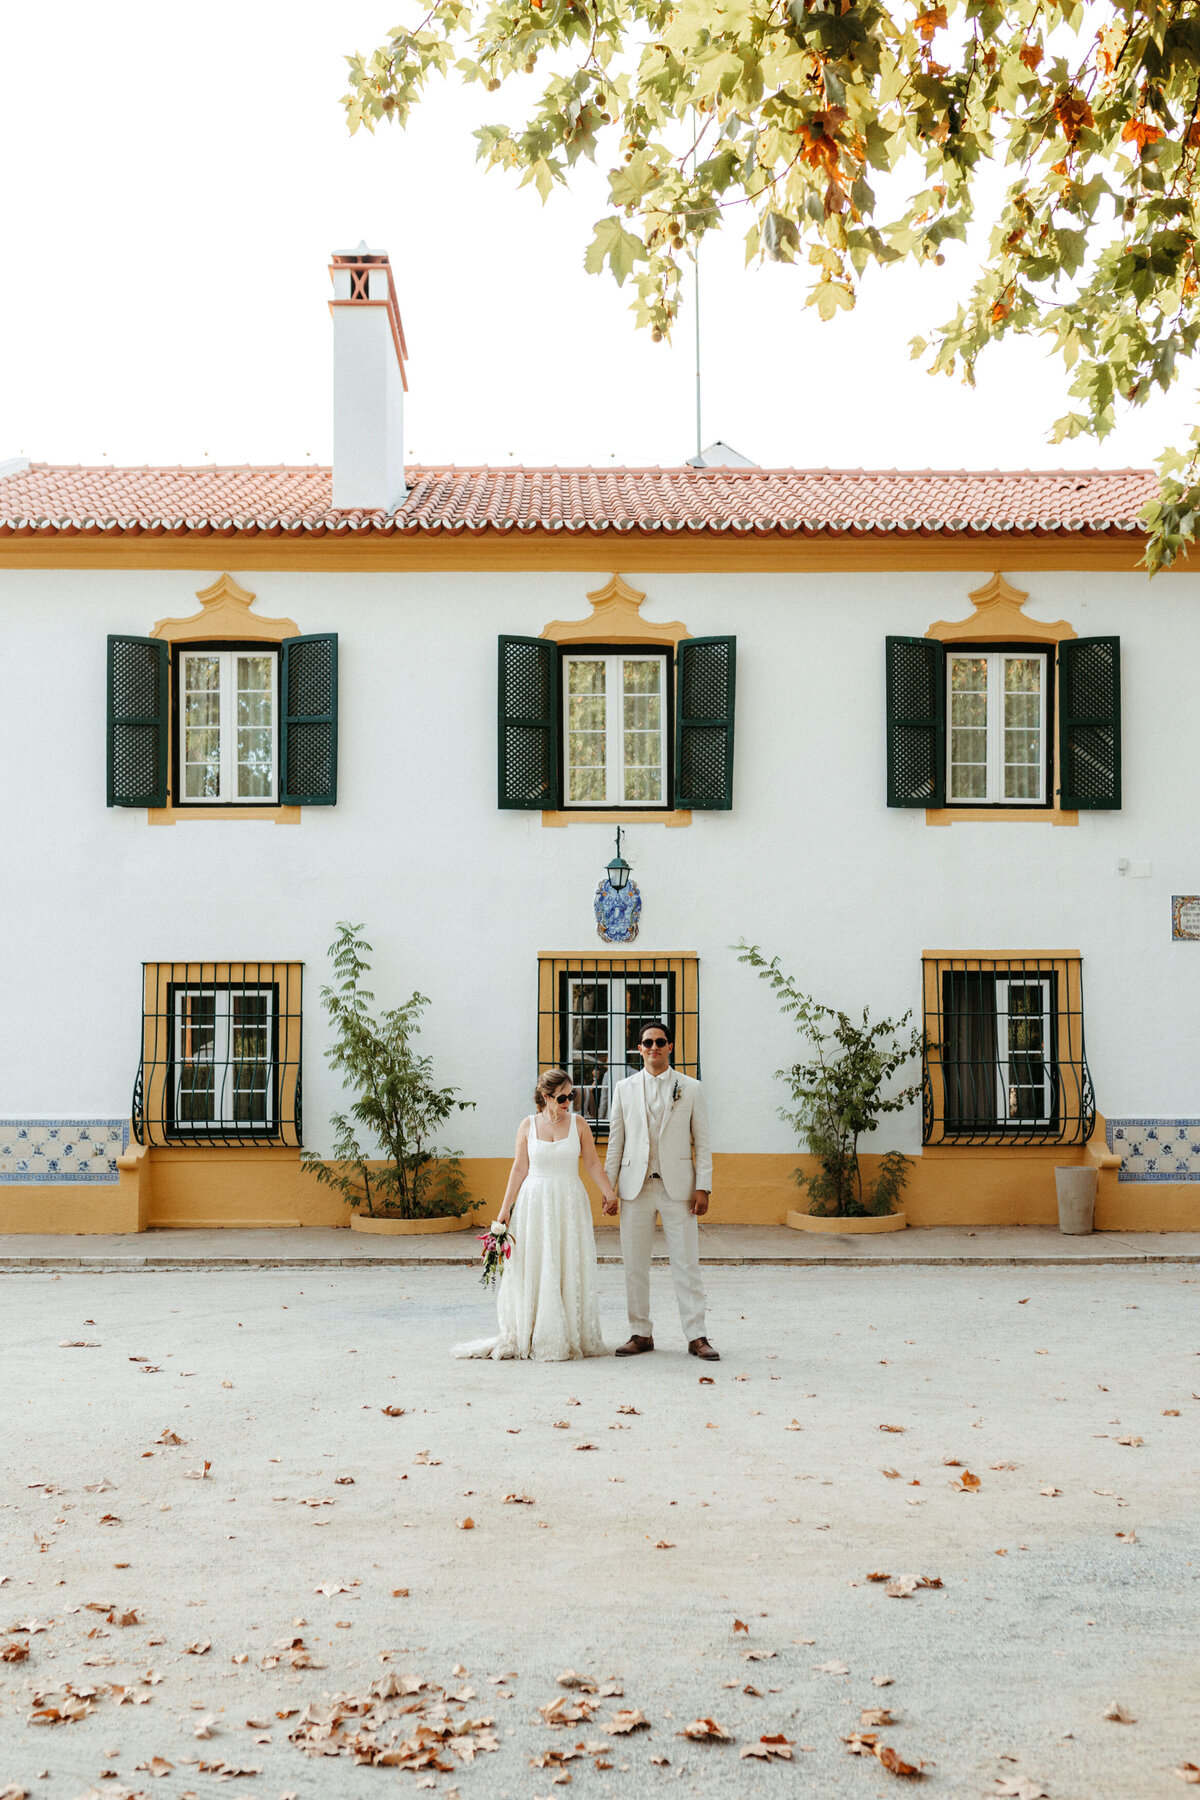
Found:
[785,1209,907,1234]
[349,1212,474,1236]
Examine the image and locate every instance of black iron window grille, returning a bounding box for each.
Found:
[133,962,302,1148]
[921,953,1094,1146]
[537,954,700,1138]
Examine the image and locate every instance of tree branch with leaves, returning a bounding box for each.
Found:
[347,0,1200,567]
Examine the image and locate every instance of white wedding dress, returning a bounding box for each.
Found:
[452,1113,607,1361]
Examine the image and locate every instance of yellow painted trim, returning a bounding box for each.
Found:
[926,571,1077,646]
[0,535,1157,575]
[3,1132,1199,1231]
[151,572,299,643]
[925,571,1079,827]
[926,808,1079,826]
[148,805,301,826]
[541,572,690,648]
[542,808,691,828]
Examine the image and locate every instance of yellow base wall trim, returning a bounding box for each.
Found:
[1,1137,1199,1233]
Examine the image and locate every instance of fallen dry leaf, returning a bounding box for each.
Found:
[59,1340,101,1348]
[879,1424,906,1434]
[133,1758,172,1778]
[607,1709,650,1734]
[456,1518,474,1531]
[740,1734,793,1761]
[381,1406,406,1417]
[814,1661,850,1675]
[698,1376,714,1385]
[1115,1531,1139,1544]
[867,1571,891,1583]
[680,1718,733,1741]
[1116,1435,1144,1447]
[877,1743,925,1778]
[85,1478,117,1493]
[1,1641,30,1663]
[1039,1486,1062,1498]
[653,1541,675,1550]
[785,1420,802,1431]
[193,1714,217,1738]
[650,1753,670,1765]
[575,1442,599,1452]
[98,1514,121,1525]
[617,1405,639,1415]
[1174,1764,1200,1784]
[392,1588,410,1597]
[335,1475,355,1484]
[314,1582,352,1596]
[183,1462,212,1481]
[881,1468,902,1479]
[157,1429,185,1445]
[733,1619,749,1633]
[557,1670,598,1691]
[862,1708,896,1727]
[1102,1701,1136,1723]
[504,1493,535,1505]
[183,1639,211,1655]
[952,1471,982,1492]
[873,1675,894,1688]
[885,1576,919,1598]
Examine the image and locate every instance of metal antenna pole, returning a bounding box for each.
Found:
[693,251,702,462]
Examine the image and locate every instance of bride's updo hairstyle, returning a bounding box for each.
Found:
[534,1068,572,1111]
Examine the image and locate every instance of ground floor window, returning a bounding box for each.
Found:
[921,953,1092,1146]
[537,954,700,1135]
[134,962,302,1147]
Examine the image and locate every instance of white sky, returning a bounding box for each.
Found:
[2,0,1196,472]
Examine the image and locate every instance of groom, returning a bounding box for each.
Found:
[602,1021,719,1361]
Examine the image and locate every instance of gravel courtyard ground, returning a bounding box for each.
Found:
[1,1262,1198,1800]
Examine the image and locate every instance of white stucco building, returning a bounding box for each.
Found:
[1,245,1196,1234]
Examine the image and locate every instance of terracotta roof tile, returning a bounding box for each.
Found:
[0,462,1157,539]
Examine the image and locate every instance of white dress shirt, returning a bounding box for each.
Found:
[643,1067,675,1176]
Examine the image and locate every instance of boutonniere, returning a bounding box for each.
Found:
[671,1080,681,1104]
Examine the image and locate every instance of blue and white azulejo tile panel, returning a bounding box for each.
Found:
[1106,1119,1200,1183]
[0,1120,129,1185]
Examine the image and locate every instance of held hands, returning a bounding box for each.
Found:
[689,1190,710,1218]
[601,1189,619,1217]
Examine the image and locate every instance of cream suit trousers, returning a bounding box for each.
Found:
[620,1178,706,1343]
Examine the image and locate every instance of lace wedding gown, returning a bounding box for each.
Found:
[452,1113,607,1361]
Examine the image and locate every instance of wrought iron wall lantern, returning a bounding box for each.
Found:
[596,827,641,943]
[606,827,632,893]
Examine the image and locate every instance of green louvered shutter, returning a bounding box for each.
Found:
[674,636,736,810]
[1058,636,1120,809]
[886,636,945,807]
[281,634,338,805]
[498,636,559,809]
[107,635,168,807]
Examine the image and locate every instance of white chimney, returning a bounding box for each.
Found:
[329,242,408,512]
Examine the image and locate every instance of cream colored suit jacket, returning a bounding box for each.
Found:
[604,1072,712,1203]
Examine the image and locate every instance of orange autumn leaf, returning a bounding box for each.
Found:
[1122,119,1165,151]
[1019,42,1043,70]
[915,6,946,41]
[1054,89,1095,143]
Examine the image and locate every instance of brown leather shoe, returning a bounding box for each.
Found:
[615,1334,654,1357]
[688,1337,720,1361]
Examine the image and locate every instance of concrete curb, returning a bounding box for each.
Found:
[2,1252,1198,1271]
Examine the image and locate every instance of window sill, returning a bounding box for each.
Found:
[925,806,1078,827]
[542,808,692,828]
[148,804,301,826]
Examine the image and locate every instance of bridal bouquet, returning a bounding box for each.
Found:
[477,1220,514,1287]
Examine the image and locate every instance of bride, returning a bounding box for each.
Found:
[452,1069,614,1361]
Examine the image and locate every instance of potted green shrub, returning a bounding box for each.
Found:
[303,923,476,1233]
[738,943,921,1232]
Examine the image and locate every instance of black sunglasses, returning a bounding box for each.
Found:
[640,1037,670,1049]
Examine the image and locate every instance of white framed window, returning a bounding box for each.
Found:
[563,652,668,806]
[180,649,278,803]
[171,984,276,1131]
[562,971,672,1124]
[995,976,1054,1125]
[947,650,1047,804]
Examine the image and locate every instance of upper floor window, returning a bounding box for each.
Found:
[948,649,1048,805]
[563,652,668,807]
[498,634,735,813]
[179,648,278,804]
